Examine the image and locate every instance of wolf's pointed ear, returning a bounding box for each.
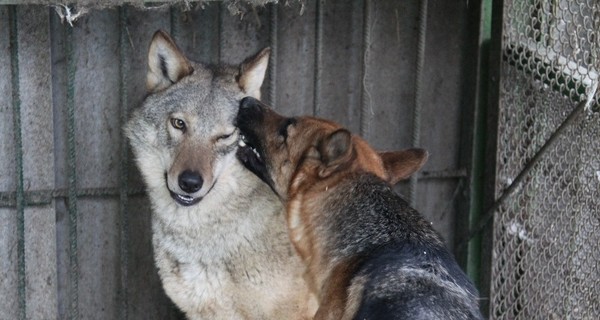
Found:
[238,47,270,99]
[379,148,428,185]
[318,129,354,178]
[147,30,194,93]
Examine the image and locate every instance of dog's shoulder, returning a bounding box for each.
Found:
[324,173,443,253]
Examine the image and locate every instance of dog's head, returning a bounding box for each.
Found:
[125,31,270,207]
[236,97,428,199]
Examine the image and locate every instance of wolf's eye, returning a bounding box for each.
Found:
[217,129,236,141]
[170,118,186,131]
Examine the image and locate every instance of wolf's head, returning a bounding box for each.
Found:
[125,30,269,207]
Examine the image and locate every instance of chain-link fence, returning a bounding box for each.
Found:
[491,0,600,319]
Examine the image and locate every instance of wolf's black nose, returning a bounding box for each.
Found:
[179,170,203,193]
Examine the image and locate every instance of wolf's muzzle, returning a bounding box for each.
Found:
[165,171,204,206]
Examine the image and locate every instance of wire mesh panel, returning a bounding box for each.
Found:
[491,0,600,319]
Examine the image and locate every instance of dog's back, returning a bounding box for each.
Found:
[324,174,482,320]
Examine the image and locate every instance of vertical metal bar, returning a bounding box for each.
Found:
[117,6,130,320]
[313,0,324,116]
[466,0,494,293]
[65,23,79,320]
[269,2,278,106]
[170,5,179,41]
[409,0,428,208]
[8,6,26,320]
[218,1,224,62]
[477,1,505,315]
[360,0,371,138]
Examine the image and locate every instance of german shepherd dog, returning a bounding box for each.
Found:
[125,32,313,319]
[236,97,483,320]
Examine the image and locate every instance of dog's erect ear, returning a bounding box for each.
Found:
[379,148,428,184]
[146,30,194,93]
[238,48,270,99]
[318,129,354,178]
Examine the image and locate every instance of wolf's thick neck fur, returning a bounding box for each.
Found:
[150,160,281,260]
[148,159,306,318]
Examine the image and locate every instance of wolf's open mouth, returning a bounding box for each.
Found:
[169,190,202,206]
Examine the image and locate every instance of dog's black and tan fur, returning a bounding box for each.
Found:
[236,97,483,320]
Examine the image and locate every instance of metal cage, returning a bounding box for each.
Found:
[489,0,600,318]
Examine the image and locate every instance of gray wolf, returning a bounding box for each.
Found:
[236,97,483,320]
[124,31,314,319]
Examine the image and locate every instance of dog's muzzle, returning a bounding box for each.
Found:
[238,134,262,161]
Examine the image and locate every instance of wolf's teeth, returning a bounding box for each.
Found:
[252,147,260,159]
[178,194,193,202]
[238,139,246,147]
